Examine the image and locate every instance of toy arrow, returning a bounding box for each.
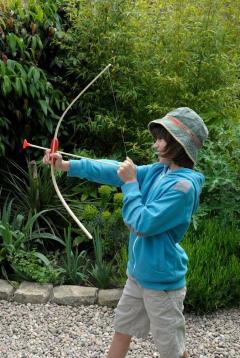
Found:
[23,139,119,166]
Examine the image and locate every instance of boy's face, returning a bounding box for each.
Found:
[153,138,171,165]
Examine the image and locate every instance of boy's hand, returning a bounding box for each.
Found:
[43,150,69,171]
[117,157,137,184]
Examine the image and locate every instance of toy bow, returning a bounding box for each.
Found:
[50,64,112,240]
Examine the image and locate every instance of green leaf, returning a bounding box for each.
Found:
[16,63,27,80]
[33,252,51,266]
[31,36,37,50]
[45,119,53,133]
[16,37,24,54]
[6,59,16,74]
[54,97,60,110]
[27,66,35,80]
[29,83,35,98]
[81,193,88,201]
[0,247,7,263]
[7,34,17,54]
[39,100,48,116]
[0,60,6,76]
[2,75,12,96]
[30,232,65,245]
[33,68,40,83]
[35,5,44,22]
[0,17,6,29]
[15,78,22,96]
[36,35,43,50]
[73,235,88,246]
[20,78,28,96]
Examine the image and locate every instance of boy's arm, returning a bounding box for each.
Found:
[121,181,195,237]
[68,159,153,187]
[68,159,124,187]
[43,150,152,188]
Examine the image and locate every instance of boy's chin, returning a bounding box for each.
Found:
[158,156,170,165]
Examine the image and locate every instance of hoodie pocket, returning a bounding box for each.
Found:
[132,236,166,281]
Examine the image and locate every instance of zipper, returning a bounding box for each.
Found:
[132,235,139,272]
[147,166,170,199]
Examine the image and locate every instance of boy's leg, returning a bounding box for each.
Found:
[107,276,150,357]
[144,287,187,358]
[106,332,132,358]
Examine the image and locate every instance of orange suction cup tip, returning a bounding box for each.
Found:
[23,139,29,149]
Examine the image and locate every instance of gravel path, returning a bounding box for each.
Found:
[0,301,239,357]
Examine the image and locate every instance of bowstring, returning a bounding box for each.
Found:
[107,68,128,159]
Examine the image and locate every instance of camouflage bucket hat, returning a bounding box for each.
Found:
[148,107,208,163]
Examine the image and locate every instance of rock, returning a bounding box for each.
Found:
[98,288,123,307]
[14,281,53,304]
[52,285,98,306]
[0,279,16,300]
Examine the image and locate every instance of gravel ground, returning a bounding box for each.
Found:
[0,300,239,358]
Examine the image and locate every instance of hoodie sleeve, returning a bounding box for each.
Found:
[136,164,157,184]
[121,180,196,237]
[68,160,156,187]
[68,159,123,187]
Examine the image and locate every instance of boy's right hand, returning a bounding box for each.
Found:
[43,150,69,171]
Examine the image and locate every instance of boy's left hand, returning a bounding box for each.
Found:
[117,157,137,184]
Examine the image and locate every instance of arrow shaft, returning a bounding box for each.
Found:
[27,142,119,167]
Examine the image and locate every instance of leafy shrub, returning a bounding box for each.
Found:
[60,226,89,285]
[81,185,128,258]
[89,226,116,289]
[0,195,65,280]
[182,220,240,313]
[53,0,240,162]
[0,159,91,238]
[9,250,61,284]
[196,123,240,226]
[114,244,128,288]
[0,0,67,156]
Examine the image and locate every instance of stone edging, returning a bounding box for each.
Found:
[0,279,123,307]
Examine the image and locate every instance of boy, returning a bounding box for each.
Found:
[43,107,208,358]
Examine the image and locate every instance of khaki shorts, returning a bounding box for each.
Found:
[114,275,186,358]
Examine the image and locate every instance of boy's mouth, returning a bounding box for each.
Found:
[153,148,161,156]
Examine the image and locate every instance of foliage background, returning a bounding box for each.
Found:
[0,0,239,313]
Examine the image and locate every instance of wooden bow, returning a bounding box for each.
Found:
[50,64,112,240]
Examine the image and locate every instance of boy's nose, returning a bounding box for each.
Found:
[154,140,160,149]
[152,142,157,150]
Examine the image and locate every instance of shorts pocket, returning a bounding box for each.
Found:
[166,287,186,312]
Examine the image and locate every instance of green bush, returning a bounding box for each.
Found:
[0,159,86,236]
[182,220,240,313]
[0,0,67,156]
[196,124,240,226]
[0,195,65,281]
[53,0,240,161]
[89,226,116,289]
[81,185,128,258]
[114,244,128,288]
[60,226,90,285]
[10,250,61,284]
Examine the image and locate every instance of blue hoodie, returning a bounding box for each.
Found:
[68,159,204,291]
